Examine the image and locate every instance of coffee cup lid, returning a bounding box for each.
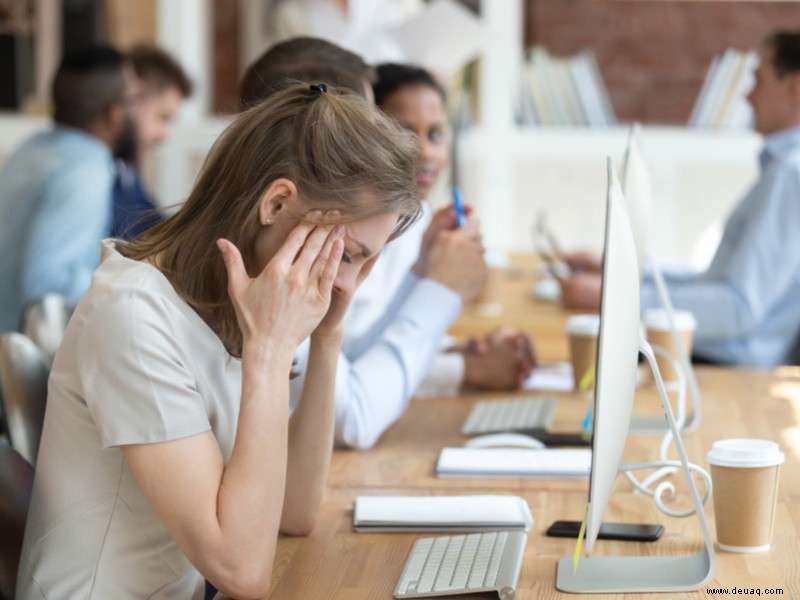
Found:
[565,314,600,336]
[643,308,697,332]
[707,439,784,468]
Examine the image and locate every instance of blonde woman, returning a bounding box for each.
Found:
[17,83,419,600]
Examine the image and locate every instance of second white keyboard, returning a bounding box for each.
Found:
[462,396,558,436]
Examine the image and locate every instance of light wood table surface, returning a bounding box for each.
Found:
[448,255,593,362]
[265,366,800,599]
[264,256,800,598]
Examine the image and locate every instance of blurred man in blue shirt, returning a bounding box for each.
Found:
[559,30,800,367]
[0,45,139,332]
[112,45,192,240]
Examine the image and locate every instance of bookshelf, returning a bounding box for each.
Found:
[456,0,762,270]
[519,46,616,127]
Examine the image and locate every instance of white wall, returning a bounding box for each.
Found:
[457,126,761,271]
[1,0,760,274]
[0,115,760,273]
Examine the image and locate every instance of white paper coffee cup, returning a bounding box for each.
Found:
[566,315,600,391]
[707,439,784,552]
[643,309,697,382]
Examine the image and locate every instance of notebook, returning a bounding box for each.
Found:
[436,448,591,479]
[353,495,533,533]
[523,361,575,392]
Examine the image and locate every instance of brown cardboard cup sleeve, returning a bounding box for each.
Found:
[706,439,784,553]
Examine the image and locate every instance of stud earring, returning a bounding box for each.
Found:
[264,217,273,226]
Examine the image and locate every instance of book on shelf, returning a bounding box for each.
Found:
[689,48,757,130]
[521,60,548,125]
[572,50,616,127]
[692,48,738,127]
[519,47,616,128]
[448,58,482,130]
[555,55,586,126]
[688,53,721,127]
[517,62,540,126]
[529,47,568,126]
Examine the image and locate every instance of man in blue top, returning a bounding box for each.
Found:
[559,30,800,368]
[0,45,139,332]
[112,45,192,240]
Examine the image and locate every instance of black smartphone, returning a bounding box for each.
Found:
[523,430,592,447]
[545,520,664,542]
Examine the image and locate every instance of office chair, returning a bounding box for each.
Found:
[0,333,50,466]
[21,294,73,362]
[0,442,34,600]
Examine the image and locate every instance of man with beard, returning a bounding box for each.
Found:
[0,45,139,332]
[111,45,192,240]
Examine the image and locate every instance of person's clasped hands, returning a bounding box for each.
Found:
[458,327,537,390]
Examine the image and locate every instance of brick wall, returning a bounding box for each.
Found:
[526,0,800,124]
[211,1,800,122]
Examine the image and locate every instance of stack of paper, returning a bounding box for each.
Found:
[524,362,574,392]
[436,447,591,478]
[353,495,533,533]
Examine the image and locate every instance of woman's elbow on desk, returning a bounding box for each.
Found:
[211,566,273,600]
[280,511,319,537]
[201,542,276,599]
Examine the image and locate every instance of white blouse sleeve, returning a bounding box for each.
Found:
[75,287,211,448]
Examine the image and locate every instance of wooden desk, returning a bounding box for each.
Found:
[266,367,800,599]
[449,256,591,362]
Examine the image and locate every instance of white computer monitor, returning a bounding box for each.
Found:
[556,159,715,593]
[621,124,704,434]
[585,159,642,554]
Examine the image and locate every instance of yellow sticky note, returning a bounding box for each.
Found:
[578,364,595,392]
[573,507,588,573]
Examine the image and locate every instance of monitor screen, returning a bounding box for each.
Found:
[558,162,716,591]
[584,158,642,554]
[620,123,653,279]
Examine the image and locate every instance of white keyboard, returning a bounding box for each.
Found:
[462,396,557,436]
[394,531,527,599]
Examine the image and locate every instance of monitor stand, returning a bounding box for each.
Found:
[555,337,716,593]
[630,259,703,434]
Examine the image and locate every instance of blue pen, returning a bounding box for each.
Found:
[452,186,467,228]
[580,403,593,441]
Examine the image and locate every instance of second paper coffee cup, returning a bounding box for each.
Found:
[566,314,600,391]
[643,308,697,382]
